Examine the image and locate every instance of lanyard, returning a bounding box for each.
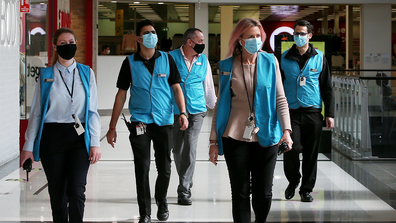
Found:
[58,68,75,102]
[240,54,256,122]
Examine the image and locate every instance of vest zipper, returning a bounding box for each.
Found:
[296,59,309,107]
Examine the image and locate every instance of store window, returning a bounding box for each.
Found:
[98,1,193,55]
[20,1,48,118]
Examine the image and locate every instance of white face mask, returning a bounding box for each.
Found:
[106,50,110,55]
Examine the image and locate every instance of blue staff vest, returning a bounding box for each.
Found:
[169,49,207,115]
[33,63,91,161]
[281,49,323,109]
[127,51,173,126]
[215,52,282,155]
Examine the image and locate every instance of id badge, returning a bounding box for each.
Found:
[136,123,146,136]
[300,76,306,86]
[73,114,85,136]
[243,125,254,140]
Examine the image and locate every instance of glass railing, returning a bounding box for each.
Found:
[332,70,396,159]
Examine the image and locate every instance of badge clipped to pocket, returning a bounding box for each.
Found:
[136,122,147,136]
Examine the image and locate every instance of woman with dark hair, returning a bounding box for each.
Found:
[20,27,101,223]
[209,18,293,223]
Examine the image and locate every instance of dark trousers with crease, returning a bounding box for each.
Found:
[40,123,90,223]
[283,111,323,193]
[128,122,173,217]
[223,137,278,223]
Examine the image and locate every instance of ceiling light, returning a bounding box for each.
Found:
[134,1,140,3]
[158,2,164,4]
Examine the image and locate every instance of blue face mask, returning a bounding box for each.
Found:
[241,37,263,54]
[294,35,308,47]
[142,32,158,49]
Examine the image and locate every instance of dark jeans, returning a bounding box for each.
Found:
[40,123,90,223]
[128,122,173,216]
[223,137,278,223]
[283,111,323,193]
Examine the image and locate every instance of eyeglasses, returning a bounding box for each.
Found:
[293,32,309,36]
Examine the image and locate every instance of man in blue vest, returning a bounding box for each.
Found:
[106,20,188,223]
[170,28,217,205]
[281,20,334,202]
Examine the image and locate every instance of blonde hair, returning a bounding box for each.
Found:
[51,28,76,66]
[226,18,266,58]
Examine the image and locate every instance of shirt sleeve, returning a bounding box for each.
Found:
[203,58,217,109]
[319,56,335,118]
[167,53,182,86]
[116,57,132,90]
[22,79,42,152]
[88,68,101,148]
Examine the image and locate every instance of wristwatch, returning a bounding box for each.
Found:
[180,112,188,118]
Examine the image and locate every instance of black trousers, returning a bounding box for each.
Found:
[40,123,90,223]
[128,122,173,216]
[223,137,278,223]
[283,111,323,193]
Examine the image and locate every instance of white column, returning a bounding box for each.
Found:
[195,3,209,56]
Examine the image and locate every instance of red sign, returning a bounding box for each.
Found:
[20,0,30,13]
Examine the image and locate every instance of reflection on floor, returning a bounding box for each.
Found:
[2,114,396,222]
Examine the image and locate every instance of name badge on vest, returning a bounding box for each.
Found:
[158,73,166,77]
[195,62,202,66]
[300,76,306,86]
[310,68,318,72]
[44,78,54,82]
[221,71,231,76]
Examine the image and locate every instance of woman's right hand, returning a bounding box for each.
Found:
[209,144,219,166]
[20,150,34,167]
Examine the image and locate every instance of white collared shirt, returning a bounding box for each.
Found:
[23,60,101,152]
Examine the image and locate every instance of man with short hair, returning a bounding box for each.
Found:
[106,19,188,223]
[170,28,217,205]
[281,20,334,202]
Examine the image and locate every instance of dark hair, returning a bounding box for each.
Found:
[183,28,203,44]
[51,27,76,66]
[136,19,155,36]
[102,44,109,52]
[294,20,314,33]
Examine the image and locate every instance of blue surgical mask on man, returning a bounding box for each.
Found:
[294,35,308,47]
[142,32,158,49]
[241,37,262,54]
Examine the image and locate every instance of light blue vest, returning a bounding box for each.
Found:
[281,49,323,109]
[33,63,91,161]
[127,51,173,126]
[216,52,282,155]
[170,49,207,114]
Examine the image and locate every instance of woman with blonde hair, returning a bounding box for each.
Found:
[20,27,101,223]
[209,18,293,223]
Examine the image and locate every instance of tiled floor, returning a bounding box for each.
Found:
[2,114,396,222]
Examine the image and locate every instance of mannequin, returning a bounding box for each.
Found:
[122,30,137,55]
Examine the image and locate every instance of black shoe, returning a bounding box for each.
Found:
[300,192,314,202]
[285,184,297,200]
[156,200,169,221]
[138,215,151,223]
[177,195,192,205]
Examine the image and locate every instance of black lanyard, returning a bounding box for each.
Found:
[58,68,76,102]
[240,54,256,121]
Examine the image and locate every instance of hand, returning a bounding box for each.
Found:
[278,130,293,154]
[209,144,219,166]
[106,128,117,148]
[20,150,34,167]
[179,115,189,130]
[326,117,334,129]
[89,146,101,164]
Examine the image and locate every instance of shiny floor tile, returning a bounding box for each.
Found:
[2,114,396,222]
